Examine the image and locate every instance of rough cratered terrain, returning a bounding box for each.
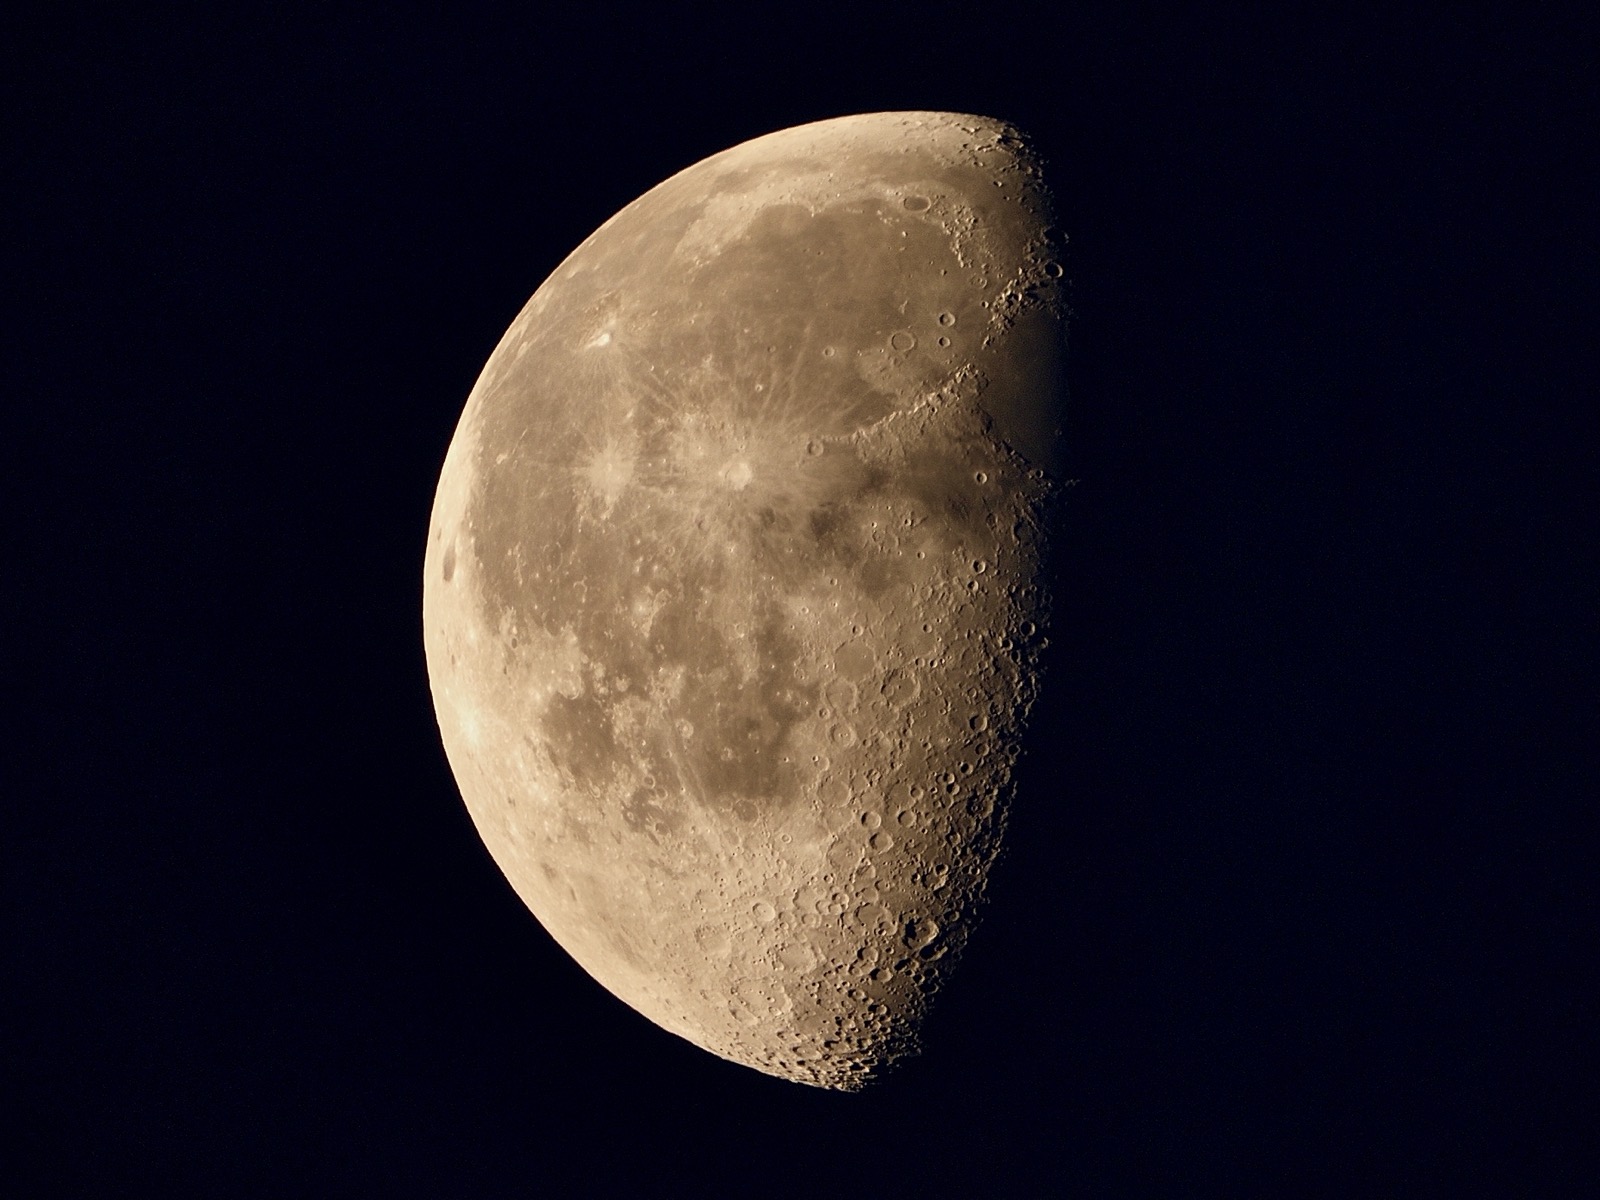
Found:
[424,111,1066,1089]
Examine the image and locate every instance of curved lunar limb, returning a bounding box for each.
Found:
[424,112,1066,1089]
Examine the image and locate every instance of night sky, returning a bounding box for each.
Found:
[8,5,1591,1195]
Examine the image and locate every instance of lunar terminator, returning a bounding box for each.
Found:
[424,111,1067,1088]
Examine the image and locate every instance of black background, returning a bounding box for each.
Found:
[7,5,1593,1195]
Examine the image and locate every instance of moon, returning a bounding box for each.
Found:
[423,111,1066,1090]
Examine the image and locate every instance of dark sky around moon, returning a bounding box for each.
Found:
[7,4,1591,1195]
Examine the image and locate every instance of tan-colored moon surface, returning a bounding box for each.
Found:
[423,111,1067,1089]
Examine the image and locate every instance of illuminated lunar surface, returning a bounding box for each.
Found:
[423,111,1067,1089]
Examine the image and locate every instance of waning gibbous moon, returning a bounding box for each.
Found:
[423,111,1068,1089]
